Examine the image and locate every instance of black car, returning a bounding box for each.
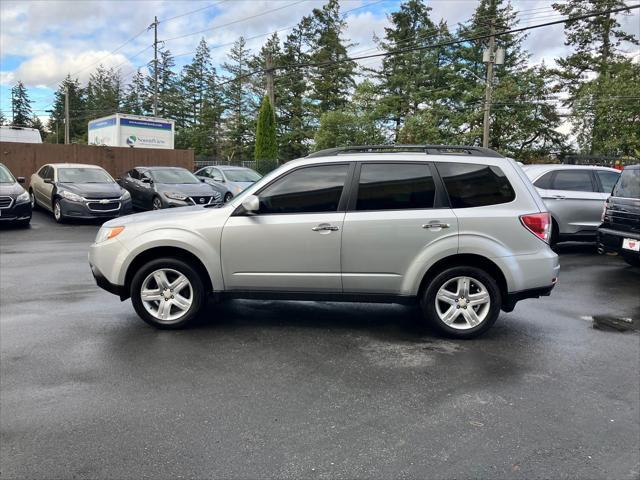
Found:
[119,167,222,210]
[29,163,133,223]
[598,164,640,267]
[0,163,32,227]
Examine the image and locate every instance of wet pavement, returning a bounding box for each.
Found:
[1,211,639,479]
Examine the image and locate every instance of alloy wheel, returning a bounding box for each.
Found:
[152,197,162,210]
[140,268,193,323]
[435,276,491,330]
[53,201,62,221]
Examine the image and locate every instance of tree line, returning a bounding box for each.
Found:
[5,0,639,167]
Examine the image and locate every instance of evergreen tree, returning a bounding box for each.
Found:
[122,69,147,115]
[181,38,214,126]
[85,65,122,119]
[304,0,356,114]
[376,0,454,141]
[278,24,314,160]
[11,81,33,126]
[552,0,639,154]
[30,115,47,140]
[0,111,6,126]
[254,96,278,173]
[145,48,181,120]
[47,76,86,144]
[222,37,254,160]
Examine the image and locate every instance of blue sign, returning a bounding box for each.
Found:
[88,117,116,130]
[120,118,173,130]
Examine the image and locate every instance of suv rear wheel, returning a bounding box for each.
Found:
[130,258,206,329]
[421,266,501,339]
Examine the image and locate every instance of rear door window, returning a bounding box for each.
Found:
[533,171,553,189]
[595,170,620,193]
[355,163,436,211]
[551,170,594,192]
[612,168,640,199]
[437,163,515,208]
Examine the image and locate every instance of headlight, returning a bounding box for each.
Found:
[120,190,131,200]
[234,185,243,193]
[95,226,125,243]
[15,190,30,204]
[59,190,83,202]
[164,192,188,201]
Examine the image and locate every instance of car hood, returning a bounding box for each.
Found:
[155,182,220,196]
[0,182,25,196]
[58,182,124,199]
[103,204,231,228]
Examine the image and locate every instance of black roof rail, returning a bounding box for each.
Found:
[306,144,503,159]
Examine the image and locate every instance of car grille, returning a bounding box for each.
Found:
[189,195,220,205]
[86,199,121,212]
[0,196,13,209]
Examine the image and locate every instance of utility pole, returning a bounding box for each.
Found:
[64,88,70,144]
[150,16,159,116]
[265,53,276,111]
[482,18,505,148]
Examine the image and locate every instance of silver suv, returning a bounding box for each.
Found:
[89,146,559,338]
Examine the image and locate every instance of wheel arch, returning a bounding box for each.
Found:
[124,246,214,299]
[417,253,508,301]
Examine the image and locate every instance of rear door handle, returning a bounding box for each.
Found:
[312,224,339,232]
[550,195,566,200]
[422,223,450,229]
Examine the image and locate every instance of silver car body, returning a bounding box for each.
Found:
[195,166,261,199]
[90,153,559,301]
[523,164,620,240]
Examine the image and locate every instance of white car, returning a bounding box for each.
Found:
[89,145,559,338]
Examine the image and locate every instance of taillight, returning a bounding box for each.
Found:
[520,212,551,243]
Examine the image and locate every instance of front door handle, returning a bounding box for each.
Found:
[312,224,339,232]
[422,223,450,229]
[550,195,566,200]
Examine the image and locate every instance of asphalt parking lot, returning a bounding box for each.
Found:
[1,211,639,479]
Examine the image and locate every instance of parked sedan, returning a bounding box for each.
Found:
[523,164,620,245]
[195,165,262,203]
[0,163,32,226]
[119,167,222,211]
[29,163,132,223]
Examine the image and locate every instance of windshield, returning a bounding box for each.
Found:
[0,164,16,183]
[58,168,114,183]
[151,169,200,184]
[224,169,261,183]
[612,168,640,199]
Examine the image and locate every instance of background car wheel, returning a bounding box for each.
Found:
[420,266,501,339]
[53,199,65,223]
[621,254,640,267]
[224,192,233,203]
[152,196,163,210]
[29,189,37,210]
[130,258,206,329]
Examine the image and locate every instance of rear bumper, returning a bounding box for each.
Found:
[598,227,640,257]
[503,284,556,312]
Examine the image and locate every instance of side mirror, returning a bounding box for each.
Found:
[17,177,25,184]
[141,177,152,184]
[44,179,53,184]
[200,178,206,182]
[214,177,224,183]
[241,195,259,213]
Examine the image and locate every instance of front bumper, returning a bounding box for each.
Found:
[91,263,127,299]
[598,227,640,258]
[60,197,132,219]
[0,200,32,222]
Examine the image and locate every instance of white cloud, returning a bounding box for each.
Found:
[7,51,132,88]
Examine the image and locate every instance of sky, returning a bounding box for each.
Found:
[1,0,639,127]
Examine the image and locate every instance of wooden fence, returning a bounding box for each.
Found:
[0,142,194,186]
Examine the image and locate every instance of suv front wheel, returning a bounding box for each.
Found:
[130,258,206,329]
[421,266,501,339]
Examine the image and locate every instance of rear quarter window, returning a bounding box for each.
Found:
[612,168,640,199]
[437,163,515,208]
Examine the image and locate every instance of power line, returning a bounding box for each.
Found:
[159,0,231,23]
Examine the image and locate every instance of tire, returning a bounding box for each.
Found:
[130,257,206,329]
[420,266,501,339]
[550,219,559,247]
[53,199,65,223]
[622,254,640,268]
[224,192,233,203]
[152,196,163,210]
[29,189,37,210]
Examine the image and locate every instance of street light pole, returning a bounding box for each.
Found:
[64,89,70,144]
[482,20,496,149]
